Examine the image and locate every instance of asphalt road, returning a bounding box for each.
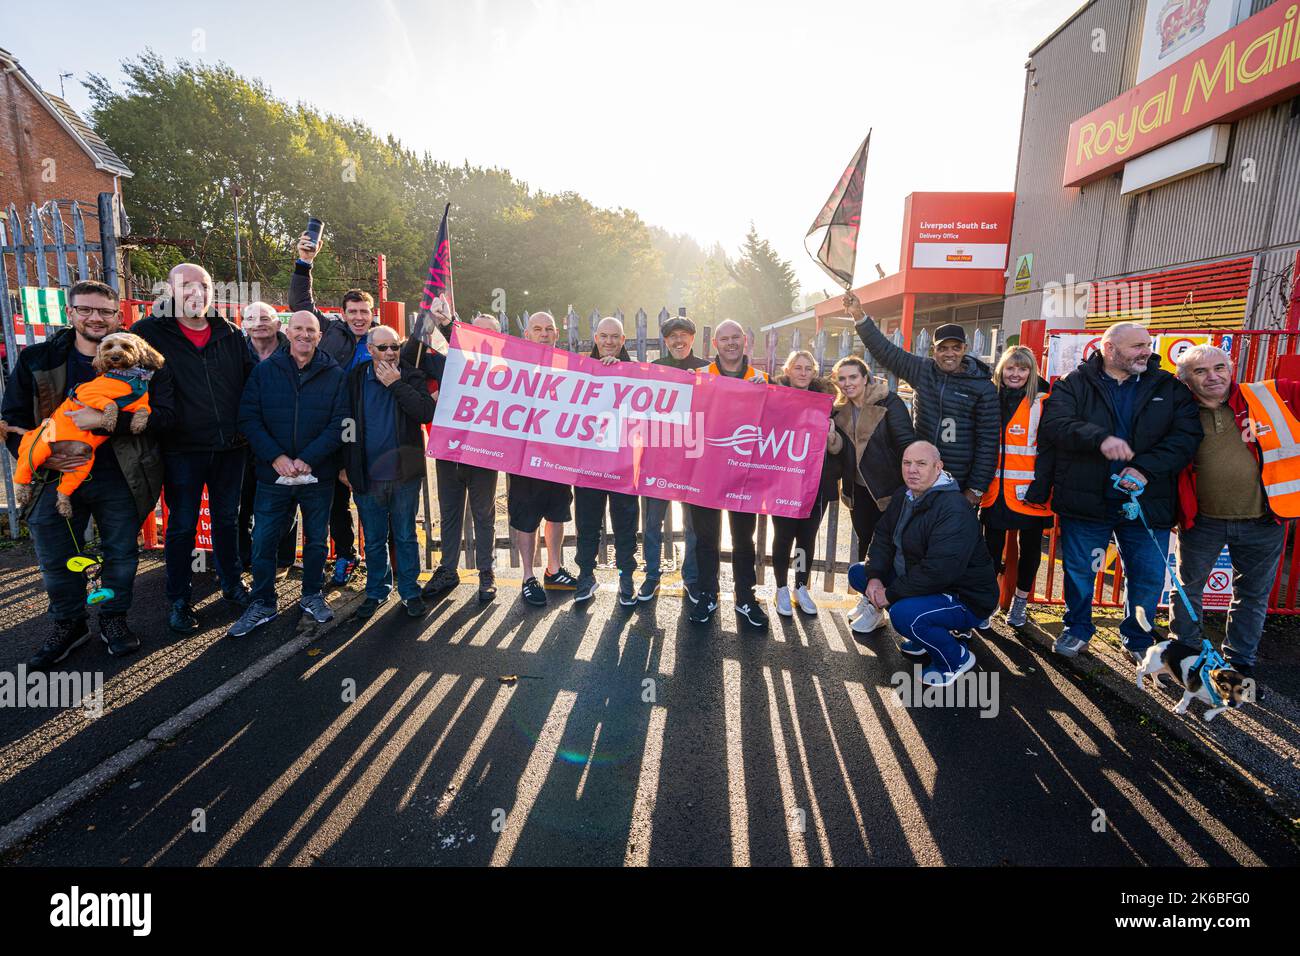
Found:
[1,541,1297,866]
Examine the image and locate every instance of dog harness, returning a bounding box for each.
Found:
[1189,638,1229,708]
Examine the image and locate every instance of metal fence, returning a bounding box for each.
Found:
[1021,327,1300,615]
[0,193,120,537]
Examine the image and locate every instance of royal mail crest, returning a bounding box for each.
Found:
[1157,0,1210,62]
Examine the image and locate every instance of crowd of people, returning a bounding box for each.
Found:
[2,258,1293,693]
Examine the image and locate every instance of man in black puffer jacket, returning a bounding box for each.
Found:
[845,292,998,505]
[229,311,348,638]
[133,263,254,634]
[1036,322,1201,661]
[862,440,997,687]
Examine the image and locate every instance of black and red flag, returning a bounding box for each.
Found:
[412,202,455,357]
[804,130,870,290]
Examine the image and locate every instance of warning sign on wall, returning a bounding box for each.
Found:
[1156,334,1210,373]
[1013,253,1033,293]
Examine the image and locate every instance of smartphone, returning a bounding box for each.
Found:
[304,217,325,251]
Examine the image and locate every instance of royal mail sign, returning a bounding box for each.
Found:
[1063,1,1300,186]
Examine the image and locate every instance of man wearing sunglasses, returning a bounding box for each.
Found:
[2,280,163,668]
[341,324,436,620]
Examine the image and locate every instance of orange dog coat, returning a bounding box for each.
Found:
[14,371,152,498]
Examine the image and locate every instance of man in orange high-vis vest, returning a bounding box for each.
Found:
[1173,344,1300,686]
[687,319,770,630]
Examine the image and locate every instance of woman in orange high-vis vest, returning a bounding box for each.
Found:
[980,346,1054,628]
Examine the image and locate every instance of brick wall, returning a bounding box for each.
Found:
[0,71,116,240]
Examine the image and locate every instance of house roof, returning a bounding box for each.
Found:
[0,47,133,178]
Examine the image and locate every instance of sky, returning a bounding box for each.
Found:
[3,0,1083,299]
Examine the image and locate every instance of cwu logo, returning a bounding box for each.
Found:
[705,425,810,462]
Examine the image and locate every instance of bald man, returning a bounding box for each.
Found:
[426,313,504,604]
[230,310,349,638]
[859,441,997,687]
[133,263,256,635]
[572,316,641,606]
[687,319,770,628]
[1038,321,1201,661]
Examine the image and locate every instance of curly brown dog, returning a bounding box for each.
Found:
[12,332,164,516]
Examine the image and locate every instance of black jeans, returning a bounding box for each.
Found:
[574,487,638,579]
[983,521,1047,593]
[162,447,245,602]
[771,499,827,589]
[848,489,884,562]
[436,458,498,576]
[689,505,758,601]
[28,470,139,621]
[330,478,357,562]
[238,454,297,571]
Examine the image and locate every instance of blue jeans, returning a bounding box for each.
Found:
[1059,515,1169,653]
[1169,516,1285,668]
[28,470,140,621]
[888,594,978,673]
[355,478,423,602]
[641,496,697,583]
[250,478,333,605]
[162,448,245,601]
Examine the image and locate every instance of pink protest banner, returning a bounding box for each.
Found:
[427,325,832,518]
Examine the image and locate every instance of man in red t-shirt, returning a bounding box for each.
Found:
[131,263,255,635]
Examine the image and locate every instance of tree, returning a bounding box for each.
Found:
[727,225,800,326]
[84,52,741,323]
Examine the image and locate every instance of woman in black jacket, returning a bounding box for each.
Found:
[770,351,841,618]
[980,346,1054,628]
[830,355,915,633]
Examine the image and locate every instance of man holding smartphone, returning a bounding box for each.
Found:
[290,229,377,588]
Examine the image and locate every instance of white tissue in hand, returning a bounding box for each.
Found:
[275,473,318,485]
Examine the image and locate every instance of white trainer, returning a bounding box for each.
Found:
[849,594,870,620]
[775,586,794,617]
[795,586,819,616]
[850,602,885,634]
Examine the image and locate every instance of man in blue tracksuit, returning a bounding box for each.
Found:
[229,311,348,637]
[861,440,998,686]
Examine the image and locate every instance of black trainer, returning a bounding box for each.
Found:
[521,577,547,606]
[689,592,717,624]
[637,578,660,602]
[100,615,141,656]
[544,568,578,590]
[404,596,426,618]
[27,617,90,671]
[618,576,637,606]
[478,578,497,604]
[573,577,598,603]
[683,582,700,605]
[355,596,386,620]
[169,600,199,634]
[736,597,770,630]
[223,583,253,607]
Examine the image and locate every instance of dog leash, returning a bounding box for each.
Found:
[1111,472,1198,624]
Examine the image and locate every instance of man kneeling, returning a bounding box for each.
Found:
[861,441,998,687]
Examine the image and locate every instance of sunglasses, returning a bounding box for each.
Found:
[371,343,400,352]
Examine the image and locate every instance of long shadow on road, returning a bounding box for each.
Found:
[4,571,1298,866]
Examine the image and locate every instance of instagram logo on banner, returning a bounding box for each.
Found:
[530,456,543,468]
